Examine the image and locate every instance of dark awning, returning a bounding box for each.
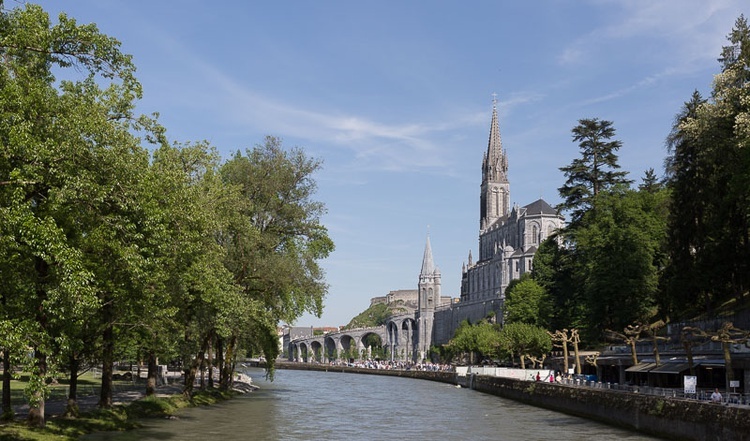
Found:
[650,362,692,375]
[625,362,656,373]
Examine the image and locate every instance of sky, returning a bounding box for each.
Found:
[22,0,748,328]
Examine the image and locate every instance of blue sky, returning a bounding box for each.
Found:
[27,0,748,327]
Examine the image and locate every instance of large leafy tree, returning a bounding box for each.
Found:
[503,276,551,328]
[497,322,552,369]
[575,187,668,339]
[0,3,149,425]
[445,320,501,364]
[662,15,750,317]
[220,136,334,381]
[531,237,582,331]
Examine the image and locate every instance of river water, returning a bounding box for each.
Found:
[84,367,662,440]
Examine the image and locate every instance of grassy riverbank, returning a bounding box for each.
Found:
[0,388,233,441]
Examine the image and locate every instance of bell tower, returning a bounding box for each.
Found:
[417,233,440,361]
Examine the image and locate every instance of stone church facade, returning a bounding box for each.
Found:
[421,99,565,352]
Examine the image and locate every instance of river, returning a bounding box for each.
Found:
[84,367,663,440]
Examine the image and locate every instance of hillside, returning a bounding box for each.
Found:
[344,300,412,329]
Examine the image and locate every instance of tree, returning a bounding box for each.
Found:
[219,137,334,382]
[503,276,551,328]
[532,237,583,331]
[575,188,667,339]
[558,118,632,228]
[638,168,662,194]
[662,91,709,316]
[661,15,750,317]
[498,322,551,370]
[445,320,501,364]
[0,3,142,425]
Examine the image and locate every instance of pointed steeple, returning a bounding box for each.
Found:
[482,96,508,184]
[480,95,511,230]
[420,234,435,276]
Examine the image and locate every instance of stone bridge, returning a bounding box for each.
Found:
[288,313,425,363]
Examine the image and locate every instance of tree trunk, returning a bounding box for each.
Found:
[220,335,237,391]
[216,337,224,388]
[1,287,12,421]
[629,339,638,366]
[684,341,695,376]
[207,335,214,389]
[65,354,80,417]
[28,257,49,428]
[562,340,569,374]
[183,334,210,397]
[27,350,46,428]
[722,341,734,391]
[146,351,157,396]
[2,347,12,421]
[99,298,114,408]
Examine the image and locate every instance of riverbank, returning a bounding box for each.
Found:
[0,375,257,440]
[275,361,750,441]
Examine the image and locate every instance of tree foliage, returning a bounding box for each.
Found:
[0,3,333,423]
[503,276,551,328]
[558,118,632,228]
[497,322,552,369]
[662,15,750,318]
[445,320,501,364]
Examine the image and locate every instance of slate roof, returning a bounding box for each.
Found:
[523,198,558,215]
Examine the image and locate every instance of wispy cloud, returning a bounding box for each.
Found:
[175,51,491,175]
[559,0,742,68]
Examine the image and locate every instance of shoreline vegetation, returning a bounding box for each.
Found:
[0,374,257,441]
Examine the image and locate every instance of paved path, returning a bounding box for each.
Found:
[13,384,184,420]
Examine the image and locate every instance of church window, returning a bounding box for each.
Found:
[532,226,538,244]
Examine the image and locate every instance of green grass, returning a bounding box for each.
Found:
[5,371,137,407]
[0,389,232,440]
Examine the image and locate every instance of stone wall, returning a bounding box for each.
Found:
[432,298,503,345]
[471,375,750,441]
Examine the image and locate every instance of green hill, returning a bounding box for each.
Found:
[343,301,411,329]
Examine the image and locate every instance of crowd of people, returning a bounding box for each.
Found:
[326,359,454,372]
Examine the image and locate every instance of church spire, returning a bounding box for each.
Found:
[482,95,508,184]
[420,233,435,276]
[480,95,511,230]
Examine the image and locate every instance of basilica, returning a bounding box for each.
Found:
[427,99,565,346]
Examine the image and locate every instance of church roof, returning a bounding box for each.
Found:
[523,198,558,215]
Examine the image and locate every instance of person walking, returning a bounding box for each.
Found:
[711,388,722,403]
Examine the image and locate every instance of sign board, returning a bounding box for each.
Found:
[684,375,697,394]
[730,380,740,388]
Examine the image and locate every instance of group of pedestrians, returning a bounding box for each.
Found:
[327,359,453,372]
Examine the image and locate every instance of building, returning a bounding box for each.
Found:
[426,98,565,350]
[287,98,565,363]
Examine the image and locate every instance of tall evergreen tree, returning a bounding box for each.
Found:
[558,118,632,228]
